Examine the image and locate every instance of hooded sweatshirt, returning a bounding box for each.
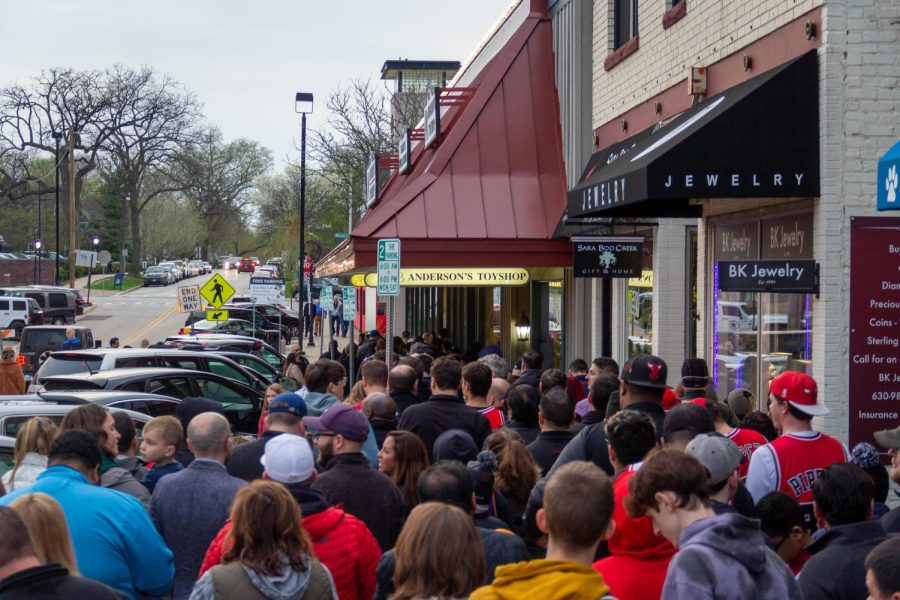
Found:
[469,559,613,600]
[199,483,380,600]
[303,391,380,468]
[190,556,337,600]
[663,512,801,600]
[593,469,675,600]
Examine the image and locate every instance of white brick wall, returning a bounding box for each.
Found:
[814,0,900,439]
[592,0,824,126]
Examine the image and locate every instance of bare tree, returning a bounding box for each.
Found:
[101,65,202,272]
[170,127,271,258]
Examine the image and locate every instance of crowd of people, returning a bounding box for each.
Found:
[0,326,896,600]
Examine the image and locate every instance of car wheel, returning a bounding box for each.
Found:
[289,325,300,339]
[11,321,24,340]
[52,316,66,326]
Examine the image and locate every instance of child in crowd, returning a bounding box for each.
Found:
[140,416,184,493]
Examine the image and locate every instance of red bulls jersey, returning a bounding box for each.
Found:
[726,427,768,478]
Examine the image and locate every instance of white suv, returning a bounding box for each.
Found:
[0,297,34,339]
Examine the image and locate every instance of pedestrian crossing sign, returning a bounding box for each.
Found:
[206,309,229,321]
[200,273,235,308]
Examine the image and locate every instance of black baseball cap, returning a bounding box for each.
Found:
[621,354,668,389]
[681,358,710,387]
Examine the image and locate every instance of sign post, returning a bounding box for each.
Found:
[199,273,236,309]
[320,285,333,355]
[177,285,202,313]
[343,286,357,385]
[377,239,401,378]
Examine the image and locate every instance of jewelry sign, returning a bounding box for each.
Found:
[572,236,644,278]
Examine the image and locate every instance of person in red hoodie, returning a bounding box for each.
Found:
[199,434,381,600]
[592,410,676,600]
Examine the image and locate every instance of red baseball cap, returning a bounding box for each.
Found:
[769,371,829,416]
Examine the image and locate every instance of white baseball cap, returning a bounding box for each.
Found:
[260,434,314,483]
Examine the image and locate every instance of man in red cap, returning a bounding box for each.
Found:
[746,371,848,533]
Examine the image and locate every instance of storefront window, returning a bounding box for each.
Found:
[626,271,653,358]
[548,281,563,368]
[711,213,814,405]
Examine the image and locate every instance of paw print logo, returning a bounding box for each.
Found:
[887,164,898,203]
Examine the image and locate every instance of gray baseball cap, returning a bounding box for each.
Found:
[686,433,742,485]
[874,425,900,450]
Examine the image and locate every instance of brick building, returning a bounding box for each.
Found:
[553,0,899,444]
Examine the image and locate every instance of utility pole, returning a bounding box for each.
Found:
[52,131,62,286]
[67,127,77,289]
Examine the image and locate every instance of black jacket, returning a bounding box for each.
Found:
[570,411,604,435]
[515,369,541,388]
[0,564,125,599]
[882,504,900,533]
[312,452,404,552]
[389,389,419,417]
[527,430,575,477]
[397,394,491,460]
[799,520,890,600]
[369,418,396,450]
[225,430,285,481]
[506,421,540,445]
[548,401,666,477]
[282,480,331,517]
[373,526,529,600]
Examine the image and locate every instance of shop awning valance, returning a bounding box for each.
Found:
[567,50,819,220]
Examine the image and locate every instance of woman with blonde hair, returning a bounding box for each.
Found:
[345,379,366,406]
[9,492,79,574]
[257,382,285,437]
[378,431,430,516]
[2,417,56,491]
[391,502,485,600]
[484,428,541,536]
[190,480,336,600]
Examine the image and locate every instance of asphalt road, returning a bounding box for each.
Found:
[76,269,251,347]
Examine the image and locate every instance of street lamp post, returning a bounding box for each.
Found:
[52,131,62,286]
[86,234,99,305]
[33,240,41,284]
[295,92,314,347]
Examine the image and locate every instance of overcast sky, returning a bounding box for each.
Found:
[0,0,512,168]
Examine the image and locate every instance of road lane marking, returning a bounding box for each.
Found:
[122,304,178,347]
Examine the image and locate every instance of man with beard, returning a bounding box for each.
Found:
[305,403,403,551]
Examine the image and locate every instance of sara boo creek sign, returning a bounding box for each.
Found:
[572,236,644,278]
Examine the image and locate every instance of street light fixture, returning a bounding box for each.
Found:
[86,233,100,305]
[295,91,314,347]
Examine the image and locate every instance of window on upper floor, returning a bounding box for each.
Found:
[614,0,638,49]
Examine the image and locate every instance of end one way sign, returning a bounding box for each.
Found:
[177,285,202,312]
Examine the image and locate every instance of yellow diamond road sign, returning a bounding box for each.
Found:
[206,309,229,321]
[199,274,235,309]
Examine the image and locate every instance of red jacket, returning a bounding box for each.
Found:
[199,506,381,600]
[593,468,676,600]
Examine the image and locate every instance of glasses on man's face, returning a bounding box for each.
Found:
[314,432,336,441]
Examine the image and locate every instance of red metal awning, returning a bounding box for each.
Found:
[318,4,570,275]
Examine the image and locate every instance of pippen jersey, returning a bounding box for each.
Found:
[726,427,768,478]
[769,432,848,530]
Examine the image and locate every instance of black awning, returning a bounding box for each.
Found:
[567,50,819,219]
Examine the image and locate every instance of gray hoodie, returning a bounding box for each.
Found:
[663,512,802,600]
[190,558,338,600]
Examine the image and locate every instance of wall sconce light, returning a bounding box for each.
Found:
[805,19,816,40]
[515,313,531,342]
[742,54,753,71]
[654,101,662,115]
[621,119,628,132]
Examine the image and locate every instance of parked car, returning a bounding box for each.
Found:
[0,296,39,339]
[22,390,182,418]
[185,305,293,340]
[225,303,299,339]
[0,287,75,325]
[40,367,261,434]
[179,318,282,346]
[163,334,285,372]
[0,400,152,444]
[143,266,171,286]
[29,286,85,315]
[30,348,270,392]
[201,261,213,274]
[158,262,183,281]
[18,325,95,384]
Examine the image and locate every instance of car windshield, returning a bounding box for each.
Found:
[147,267,164,273]
[21,330,68,353]
[35,354,104,380]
